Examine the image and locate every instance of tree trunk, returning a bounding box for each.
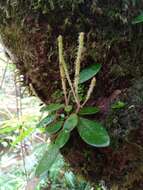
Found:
[0,1,143,189]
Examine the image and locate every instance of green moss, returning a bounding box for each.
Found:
[0,1,143,102]
[0,1,143,189]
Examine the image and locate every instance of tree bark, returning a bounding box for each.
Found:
[0,1,143,189]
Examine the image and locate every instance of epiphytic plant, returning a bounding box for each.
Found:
[35,33,110,177]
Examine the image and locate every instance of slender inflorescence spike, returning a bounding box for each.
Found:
[82,77,96,107]
[58,35,68,106]
[74,32,84,99]
[58,35,79,106]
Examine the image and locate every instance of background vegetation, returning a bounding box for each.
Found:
[0,50,100,190]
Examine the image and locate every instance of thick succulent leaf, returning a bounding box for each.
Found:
[40,103,64,112]
[79,106,100,115]
[46,120,63,134]
[77,118,110,147]
[132,12,143,24]
[55,130,70,148]
[37,114,55,128]
[79,64,101,83]
[35,144,59,177]
[63,114,78,132]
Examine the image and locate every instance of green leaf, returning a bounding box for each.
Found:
[12,127,34,146]
[79,106,100,115]
[79,64,101,84]
[0,119,21,134]
[35,144,59,177]
[40,103,64,112]
[0,125,19,134]
[132,12,143,24]
[63,114,78,132]
[55,130,70,148]
[37,114,55,128]
[77,118,110,147]
[46,120,63,134]
[112,101,126,109]
[64,105,73,113]
[64,171,76,188]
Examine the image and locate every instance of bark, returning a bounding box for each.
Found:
[0,1,143,189]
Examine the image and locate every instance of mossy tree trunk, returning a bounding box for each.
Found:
[0,1,143,189]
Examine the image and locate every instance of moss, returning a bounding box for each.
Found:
[0,1,143,102]
[0,1,143,189]
[61,79,143,189]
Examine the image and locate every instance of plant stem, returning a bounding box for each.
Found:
[82,77,96,107]
[0,60,8,89]
[67,90,71,105]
